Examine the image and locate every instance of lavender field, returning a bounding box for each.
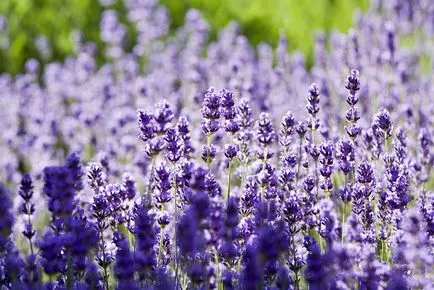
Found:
[0,0,433,289]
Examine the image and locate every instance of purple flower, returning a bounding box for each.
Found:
[201,87,221,136]
[121,173,136,200]
[357,160,374,184]
[154,162,172,204]
[113,232,138,290]
[137,109,156,142]
[224,144,238,160]
[319,141,334,192]
[201,144,217,165]
[43,165,77,220]
[134,201,157,282]
[345,69,360,103]
[336,138,355,175]
[202,87,221,120]
[372,108,393,139]
[65,152,84,192]
[0,184,14,252]
[279,111,296,150]
[164,128,182,163]
[87,162,106,193]
[177,116,194,157]
[306,83,320,117]
[220,89,236,119]
[18,174,36,255]
[304,236,328,290]
[154,100,174,134]
[67,212,98,274]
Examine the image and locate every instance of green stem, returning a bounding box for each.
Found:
[157,225,165,266]
[341,202,346,244]
[215,252,222,290]
[381,240,387,262]
[227,159,232,201]
[291,235,300,290]
[26,210,34,256]
[98,226,109,290]
[385,137,391,153]
[206,135,212,168]
[314,159,319,199]
[147,155,157,205]
[173,173,179,288]
[295,136,303,185]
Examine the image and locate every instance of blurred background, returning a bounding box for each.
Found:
[0,0,369,74]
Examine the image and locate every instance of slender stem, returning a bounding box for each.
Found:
[215,252,222,290]
[381,240,387,262]
[227,159,232,201]
[99,227,109,290]
[157,225,165,266]
[173,169,179,288]
[226,134,234,202]
[147,155,157,206]
[312,126,320,199]
[314,160,319,199]
[291,234,300,290]
[206,135,212,168]
[385,136,391,153]
[295,136,303,185]
[26,211,34,255]
[341,202,346,244]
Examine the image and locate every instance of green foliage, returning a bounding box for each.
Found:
[0,0,369,74]
[0,0,104,73]
[161,0,370,66]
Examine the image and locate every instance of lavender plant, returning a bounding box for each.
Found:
[0,1,433,289]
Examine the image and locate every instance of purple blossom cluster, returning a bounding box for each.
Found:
[1,1,434,289]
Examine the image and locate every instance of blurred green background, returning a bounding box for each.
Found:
[0,0,370,74]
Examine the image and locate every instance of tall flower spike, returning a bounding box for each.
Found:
[336,138,356,176]
[345,69,360,100]
[345,69,361,139]
[164,128,182,163]
[372,107,393,140]
[255,112,276,160]
[137,109,156,142]
[236,98,253,129]
[87,161,106,193]
[279,111,296,152]
[0,184,14,253]
[177,116,194,157]
[68,212,99,275]
[137,107,166,158]
[43,165,77,222]
[201,87,221,136]
[113,232,138,290]
[304,236,329,289]
[122,173,136,200]
[154,100,174,134]
[319,141,334,194]
[65,152,84,192]
[134,201,157,283]
[19,174,36,254]
[306,83,320,118]
[220,89,239,134]
[154,162,172,204]
[357,160,375,185]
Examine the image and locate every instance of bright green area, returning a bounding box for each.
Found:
[163,0,370,63]
[0,0,370,74]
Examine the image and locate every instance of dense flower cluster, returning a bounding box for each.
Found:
[0,1,434,289]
